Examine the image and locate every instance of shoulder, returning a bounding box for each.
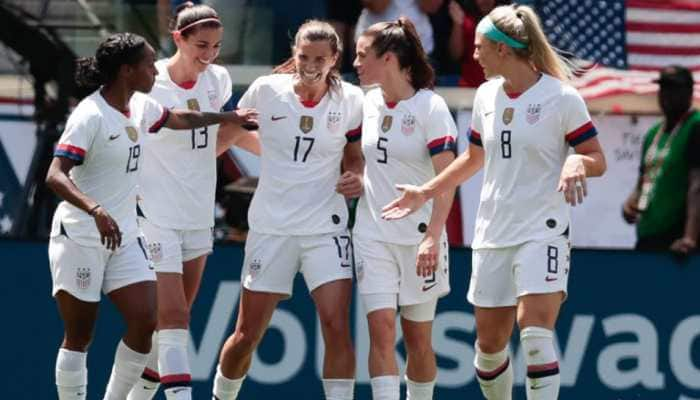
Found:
[249,74,291,94]
[475,78,502,99]
[205,63,232,84]
[70,93,103,123]
[339,81,363,98]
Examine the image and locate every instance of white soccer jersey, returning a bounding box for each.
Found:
[50,90,168,247]
[239,74,363,235]
[354,88,457,245]
[139,60,234,229]
[468,74,598,249]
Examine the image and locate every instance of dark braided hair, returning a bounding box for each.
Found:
[74,32,148,98]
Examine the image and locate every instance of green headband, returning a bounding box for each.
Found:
[476,17,527,49]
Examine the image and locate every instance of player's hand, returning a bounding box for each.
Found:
[558,155,588,206]
[381,184,428,220]
[448,0,465,25]
[93,207,122,251]
[670,236,697,255]
[416,233,439,277]
[336,171,363,199]
[223,108,259,130]
[622,196,640,224]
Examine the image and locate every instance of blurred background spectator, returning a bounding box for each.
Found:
[623,65,700,255]
[354,0,435,55]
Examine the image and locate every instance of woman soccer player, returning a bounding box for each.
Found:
[127,4,259,400]
[382,5,606,400]
[46,32,256,400]
[352,17,457,400]
[212,20,364,400]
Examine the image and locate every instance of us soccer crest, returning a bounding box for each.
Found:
[208,90,218,109]
[381,115,393,133]
[300,115,314,133]
[248,259,262,278]
[327,111,342,132]
[75,267,91,290]
[502,107,514,125]
[187,98,200,111]
[526,103,541,124]
[125,126,139,142]
[401,114,416,135]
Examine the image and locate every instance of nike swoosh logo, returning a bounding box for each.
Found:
[422,283,438,292]
[271,115,287,121]
[484,111,494,116]
[108,134,120,140]
[172,388,189,394]
[545,276,557,282]
[530,383,551,390]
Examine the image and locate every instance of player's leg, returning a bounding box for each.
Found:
[468,247,519,400]
[103,240,158,400]
[302,232,356,399]
[214,288,282,399]
[354,234,401,400]
[54,291,99,400]
[49,235,104,400]
[514,235,570,400]
[214,232,295,400]
[400,300,438,400]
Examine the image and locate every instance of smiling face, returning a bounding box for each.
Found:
[293,38,338,86]
[174,26,223,73]
[353,35,385,86]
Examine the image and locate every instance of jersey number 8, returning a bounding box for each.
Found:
[501,130,511,159]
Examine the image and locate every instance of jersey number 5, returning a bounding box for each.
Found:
[377,137,388,164]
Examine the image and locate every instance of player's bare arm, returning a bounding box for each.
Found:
[558,136,606,206]
[416,150,456,277]
[45,157,122,250]
[165,107,259,131]
[382,143,484,220]
[336,141,364,199]
[216,122,261,156]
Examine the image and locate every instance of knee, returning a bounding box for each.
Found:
[404,335,433,360]
[368,315,396,353]
[320,313,350,342]
[476,336,509,354]
[63,334,93,352]
[127,308,158,335]
[228,328,262,356]
[158,304,190,328]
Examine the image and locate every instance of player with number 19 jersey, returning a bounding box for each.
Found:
[469,74,598,249]
[239,74,363,235]
[139,59,234,230]
[50,90,168,247]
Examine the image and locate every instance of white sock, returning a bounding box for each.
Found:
[159,329,192,399]
[103,341,149,400]
[369,375,400,400]
[56,348,88,400]
[405,376,435,400]
[212,365,245,400]
[521,327,560,400]
[474,341,513,400]
[127,332,160,400]
[322,378,355,400]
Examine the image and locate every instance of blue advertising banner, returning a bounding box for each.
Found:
[3,240,700,399]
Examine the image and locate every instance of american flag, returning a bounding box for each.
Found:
[535,0,700,101]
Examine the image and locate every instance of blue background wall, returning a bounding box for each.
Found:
[4,240,700,399]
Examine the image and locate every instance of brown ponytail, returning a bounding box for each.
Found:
[360,17,435,90]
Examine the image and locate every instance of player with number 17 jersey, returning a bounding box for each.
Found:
[239,74,363,235]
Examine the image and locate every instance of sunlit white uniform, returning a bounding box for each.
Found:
[354,88,457,308]
[238,74,363,296]
[48,90,168,301]
[467,74,598,306]
[138,60,234,272]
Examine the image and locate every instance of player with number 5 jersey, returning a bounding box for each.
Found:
[213,20,364,400]
[382,5,606,400]
[352,17,457,400]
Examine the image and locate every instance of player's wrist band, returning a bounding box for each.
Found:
[88,204,101,216]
